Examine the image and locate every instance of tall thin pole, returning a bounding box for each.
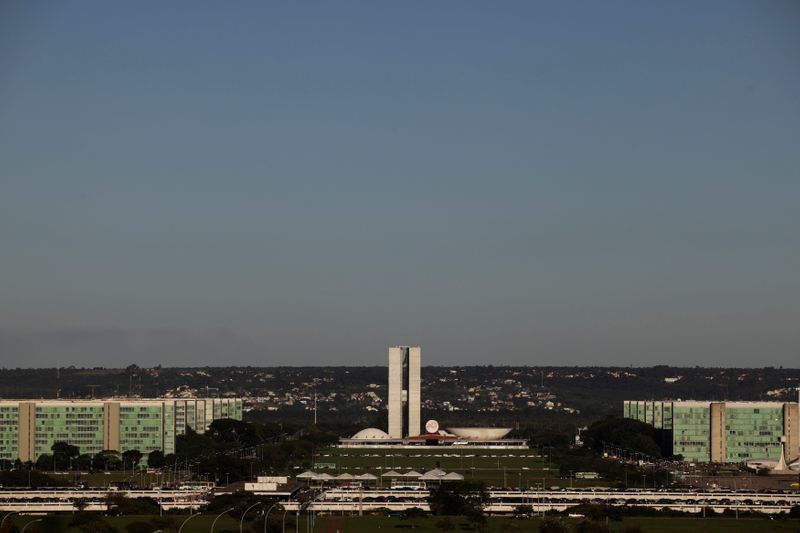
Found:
[282,508,290,533]
[211,507,235,533]
[264,503,278,533]
[1,511,20,531]
[21,519,42,533]
[241,502,263,533]
[178,513,200,533]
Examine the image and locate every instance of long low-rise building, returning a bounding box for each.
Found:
[623,400,799,463]
[0,398,242,462]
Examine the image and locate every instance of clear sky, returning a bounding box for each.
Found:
[1,1,798,367]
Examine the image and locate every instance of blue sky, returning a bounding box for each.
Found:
[1,1,798,367]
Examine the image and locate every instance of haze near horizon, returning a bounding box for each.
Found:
[1,2,798,368]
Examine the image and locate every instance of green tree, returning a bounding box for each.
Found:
[121,449,143,470]
[208,419,259,446]
[35,453,54,471]
[428,482,488,516]
[581,417,662,458]
[74,453,93,471]
[147,449,165,468]
[465,507,487,532]
[51,442,80,470]
[92,450,122,471]
[0,469,60,488]
[115,497,160,515]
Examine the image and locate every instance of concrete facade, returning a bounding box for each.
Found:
[387,346,421,439]
[17,402,35,463]
[784,403,799,462]
[0,398,242,463]
[388,348,404,439]
[624,400,799,463]
[709,402,726,462]
[408,346,421,437]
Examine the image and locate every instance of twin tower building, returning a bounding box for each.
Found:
[388,346,422,439]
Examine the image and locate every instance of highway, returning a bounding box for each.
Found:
[280,487,800,515]
[1,486,797,515]
[0,488,207,512]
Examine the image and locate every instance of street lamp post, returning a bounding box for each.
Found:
[211,507,235,533]
[1,511,20,530]
[178,513,200,533]
[21,519,43,533]
[282,507,290,533]
[264,503,279,533]
[241,502,263,533]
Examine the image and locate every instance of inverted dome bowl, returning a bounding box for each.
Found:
[445,427,512,440]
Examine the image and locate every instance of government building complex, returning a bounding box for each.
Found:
[624,400,799,463]
[0,398,242,463]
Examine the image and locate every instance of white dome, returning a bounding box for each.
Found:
[351,427,391,440]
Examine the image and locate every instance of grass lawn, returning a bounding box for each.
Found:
[315,515,799,533]
[310,448,608,488]
[7,514,797,532]
[8,513,307,532]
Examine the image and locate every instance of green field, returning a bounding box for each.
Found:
[6,513,307,533]
[7,514,797,533]
[314,515,799,533]
[310,448,606,488]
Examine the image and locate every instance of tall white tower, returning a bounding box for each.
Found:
[408,346,421,437]
[387,346,422,438]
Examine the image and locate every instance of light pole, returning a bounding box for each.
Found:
[21,519,43,532]
[282,507,290,533]
[264,503,279,533]
[1,511,20,530]
[178,513,200,533]
[241,502,263,533]
[211,507,235,533]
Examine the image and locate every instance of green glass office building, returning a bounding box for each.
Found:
[0,398,242,463]
[624,400,799,463]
